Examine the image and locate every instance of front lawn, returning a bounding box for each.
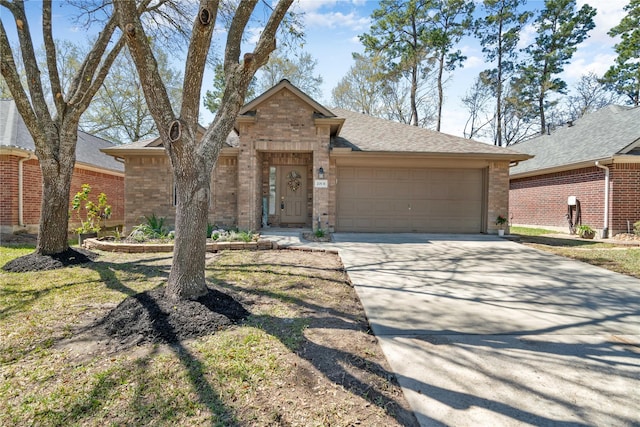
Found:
[0,247,417,426]
[511,227,640,279]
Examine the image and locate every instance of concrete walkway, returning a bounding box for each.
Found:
[261,231,640,426]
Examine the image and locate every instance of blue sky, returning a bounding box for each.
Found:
[289,0,628,137]
[4,0,629,139]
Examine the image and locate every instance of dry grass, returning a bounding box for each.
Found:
[0,247,417,426]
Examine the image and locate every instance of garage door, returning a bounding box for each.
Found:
[336,167,485,232]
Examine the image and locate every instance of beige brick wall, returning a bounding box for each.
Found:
[237,87,332,230]
[123,154,238,232]
[487,161,510,233]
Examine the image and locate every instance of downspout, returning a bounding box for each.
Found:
[595,161,609,238]
[18,154,33,227]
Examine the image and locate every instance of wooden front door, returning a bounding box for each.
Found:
[278,166,307,224]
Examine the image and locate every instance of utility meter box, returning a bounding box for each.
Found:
[567,196,577,206]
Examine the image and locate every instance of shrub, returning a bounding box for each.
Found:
[315,229,326,238]
[577,224,595,238]
[634,221,640,236]
[144,214,167,235]
[71,184,111,234]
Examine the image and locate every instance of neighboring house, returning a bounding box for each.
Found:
[0,99,125,234]
[103,80,529,234]
[509,105,640,237]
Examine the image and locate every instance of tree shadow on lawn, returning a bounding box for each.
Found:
[48,254,418,426]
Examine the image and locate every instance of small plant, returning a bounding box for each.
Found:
[207,223,215,239]
[577,224,596,239]
[634,220,640,236]
[209,228,257,242]
[315,228,326,238]
[71,184,111,234]
[144,214,167,236]
[495,215,507,228]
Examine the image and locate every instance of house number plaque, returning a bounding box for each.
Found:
[314,179,328,188]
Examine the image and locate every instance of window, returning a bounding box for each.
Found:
[269,166,276,215]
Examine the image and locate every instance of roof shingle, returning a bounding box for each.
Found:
[509,105,640,175]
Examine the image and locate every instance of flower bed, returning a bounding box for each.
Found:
[82,238,275,253]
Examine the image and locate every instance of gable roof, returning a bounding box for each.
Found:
[332,108,530,160]
[0,99,124,173]
[240,79,335,118]
[510,105,640,177]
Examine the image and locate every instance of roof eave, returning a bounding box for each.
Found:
[330,149,532,161]
[510,157,617,179]
[100,146,240,157]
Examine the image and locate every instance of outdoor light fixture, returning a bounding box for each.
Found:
[318,167,325,179]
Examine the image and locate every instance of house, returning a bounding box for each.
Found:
[103,80,529,234]
[509,105,640,237]
[0,99,125,234]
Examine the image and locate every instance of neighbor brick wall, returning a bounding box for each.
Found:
[510,167,606,231]
[611,163,640,233]
[0,155,20,226]
[1,155,124,231]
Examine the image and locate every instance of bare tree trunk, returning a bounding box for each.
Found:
[37,157,73,254]
[436,53,445,132]
[165,160,211,300]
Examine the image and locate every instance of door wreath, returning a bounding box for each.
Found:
[287,170,302,192]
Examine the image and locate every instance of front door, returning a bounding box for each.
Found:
[278,166,307,224]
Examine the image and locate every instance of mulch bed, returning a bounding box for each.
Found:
[2,248,98,272]
[94,286,249,350]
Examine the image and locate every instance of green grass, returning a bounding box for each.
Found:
[0,248,400,426]
[509,227,640,279]
[509,226,560,236]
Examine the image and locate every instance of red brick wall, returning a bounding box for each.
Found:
[510,164,640,234]
[0,155,124,229]
[0,155,20,226]
[611,163,640,233]
[509,167,606,230]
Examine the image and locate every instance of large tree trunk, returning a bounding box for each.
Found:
[37,157,73,255]
[165,159,212,300]
[34,124,77,255]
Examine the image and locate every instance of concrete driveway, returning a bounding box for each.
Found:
[332,234,640,427]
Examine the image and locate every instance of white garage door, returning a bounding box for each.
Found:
[336,167,485,232]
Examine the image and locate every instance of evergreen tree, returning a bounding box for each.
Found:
[603,0,640,106]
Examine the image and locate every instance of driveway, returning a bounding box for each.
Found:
[332,234,640,427]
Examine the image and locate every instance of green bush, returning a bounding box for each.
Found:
[144,214,167,235]
[634,220,640,236]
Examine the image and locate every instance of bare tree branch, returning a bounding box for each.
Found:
[42,0,64,115]
[0,18,40,138]
[180,0,219,127]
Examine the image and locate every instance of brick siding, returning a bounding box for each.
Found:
[123,154,238,232]
[510,164,640,235]
[1,154,124,231]
[611,163,640,233]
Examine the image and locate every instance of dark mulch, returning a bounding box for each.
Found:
[95,286,250,349]
[2,248,98,272]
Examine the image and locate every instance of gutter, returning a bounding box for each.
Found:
[595,161,610,238]
[18,154,34,227]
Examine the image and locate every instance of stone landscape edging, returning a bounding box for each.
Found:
[82,238,275,253]
[82,237,338,254]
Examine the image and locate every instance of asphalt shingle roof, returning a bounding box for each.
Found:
[332,108,526,157]
[1,99,123,172]
[510,105,640,175]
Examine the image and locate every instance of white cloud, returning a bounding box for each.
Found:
[303,11,370,30]
[516,22,536,50]
[578,0,627,46]
[561,52,617,80]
